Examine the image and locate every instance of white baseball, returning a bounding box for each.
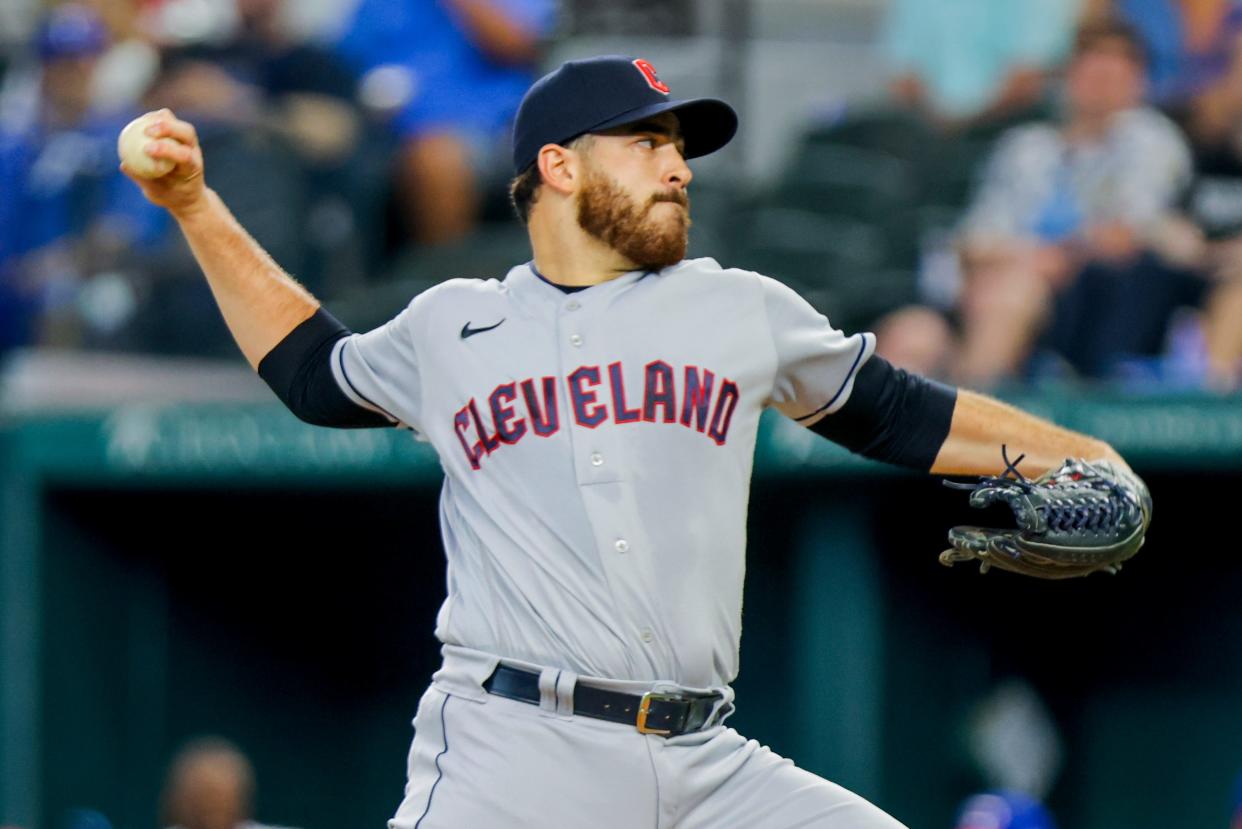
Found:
[117,111,178,179]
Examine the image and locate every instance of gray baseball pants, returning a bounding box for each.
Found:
[389,646,907,829]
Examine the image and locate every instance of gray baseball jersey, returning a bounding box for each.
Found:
[330,257,874,690]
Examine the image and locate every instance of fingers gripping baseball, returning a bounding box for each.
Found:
[118,109,207,215]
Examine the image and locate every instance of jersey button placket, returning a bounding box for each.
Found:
[561,295,622,492]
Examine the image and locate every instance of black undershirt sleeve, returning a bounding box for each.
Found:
[809,355,957,472]
[257,308,395,428]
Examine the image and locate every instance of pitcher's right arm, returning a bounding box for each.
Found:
[123,109,395,428]
[121,109,318,369]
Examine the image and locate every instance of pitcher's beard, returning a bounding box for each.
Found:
[576,166,690,271]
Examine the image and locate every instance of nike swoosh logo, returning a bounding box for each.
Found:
[461,319,506,339]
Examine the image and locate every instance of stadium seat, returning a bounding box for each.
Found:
[776,143,915,221]
[798,108,931,162]
[730,206,917,329]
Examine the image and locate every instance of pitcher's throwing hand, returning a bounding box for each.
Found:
[118,108,206,216]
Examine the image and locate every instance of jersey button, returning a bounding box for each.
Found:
[566,300,581,311]
[640,628,654,644]
[590,452,604,466]
[614,539,629,553]
[570,334,583,347]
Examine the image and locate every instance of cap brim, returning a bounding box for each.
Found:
[587,97,738,160]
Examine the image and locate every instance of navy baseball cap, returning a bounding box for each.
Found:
[512,56,738,174]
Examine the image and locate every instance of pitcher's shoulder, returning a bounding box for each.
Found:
[665,257,769,290]
[419,275,506,301]
[407,275,506,311]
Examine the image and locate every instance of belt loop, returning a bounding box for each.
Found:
[705,687,736,728]
[537,668,560,712]
[554,670,577,717]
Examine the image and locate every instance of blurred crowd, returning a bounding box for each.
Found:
[2,0,1242,392]
[0,0,555,358]
[872,0,1242,391]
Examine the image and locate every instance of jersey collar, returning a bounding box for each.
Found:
[528,261,591,293]
[506,261,656,304]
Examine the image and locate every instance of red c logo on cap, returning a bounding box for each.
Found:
[633,59,670,95]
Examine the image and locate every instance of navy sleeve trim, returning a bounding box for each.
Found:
[794,333,872,423]
[333,334,402,424]
[809,355,957,472]
[256,308,395,428]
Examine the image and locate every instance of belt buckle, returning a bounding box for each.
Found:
[636,691,677,735]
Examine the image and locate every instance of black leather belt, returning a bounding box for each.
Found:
[482,664,724,736]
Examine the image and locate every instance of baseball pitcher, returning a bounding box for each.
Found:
[122,56,1150,828]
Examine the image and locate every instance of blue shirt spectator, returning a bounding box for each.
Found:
[1116,0,1242,104]
[330,0,559,246]
[335,0,557,141]
[0,115,166,264]
[0,4,168,353]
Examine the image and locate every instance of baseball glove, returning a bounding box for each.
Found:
[939,447,1152,579]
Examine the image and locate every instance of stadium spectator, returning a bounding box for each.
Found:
[878,20,1226,386]
[333,0,558,245]
[142,0,371,287]
[0,3,167,354]
[146,0,361,167]
[77,0,162,116]
[1106,0,1242,304]
[1107,3,1242,390]
[881,0,1082,132]
[1111,0,1242,148]
[160,736,298,829]
[1097,1,1242,390]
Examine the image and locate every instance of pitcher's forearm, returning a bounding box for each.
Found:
[174,188,319,369]
[931,389,1122,477]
